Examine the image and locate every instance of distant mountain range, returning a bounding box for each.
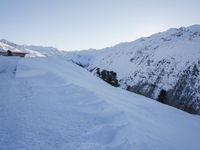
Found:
[0,39,60,57]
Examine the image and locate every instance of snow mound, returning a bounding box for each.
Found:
[0,56,200,150]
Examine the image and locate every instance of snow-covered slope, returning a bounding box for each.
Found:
[23,45,61,56]
[63,49,106,67]
[0,56,200,150]
[0,39,60,57]
[74,25,200,114]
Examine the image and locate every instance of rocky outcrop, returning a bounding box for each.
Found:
[95,68,119,87]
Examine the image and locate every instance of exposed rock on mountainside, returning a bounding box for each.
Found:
[96,68,119,87]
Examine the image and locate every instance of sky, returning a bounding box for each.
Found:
[0,0,200,51]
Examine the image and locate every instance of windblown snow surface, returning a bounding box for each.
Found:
[0,56,200,150]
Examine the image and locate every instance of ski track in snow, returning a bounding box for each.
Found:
[0,56,200,150]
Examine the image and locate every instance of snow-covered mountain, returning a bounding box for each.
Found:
[0,39,60,57]
[63,49,107,67]
[0,56,200,150]
[1,25,200,115]
[67,25,200,114]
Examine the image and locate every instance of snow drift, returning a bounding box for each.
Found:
[0,56,200,150]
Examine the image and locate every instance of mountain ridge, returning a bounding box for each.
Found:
[85,24,200,114]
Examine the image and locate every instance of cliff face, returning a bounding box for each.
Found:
[86,25,200,114]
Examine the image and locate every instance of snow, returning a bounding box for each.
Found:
[0,41,15,51]
[0,40,47,57]
[0,56,200,150]
[188,24,200,32]
[78,24,200,101]
[63,49,106,67]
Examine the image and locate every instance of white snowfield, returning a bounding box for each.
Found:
[0,56,200,150]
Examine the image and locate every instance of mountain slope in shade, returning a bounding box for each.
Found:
[0,56,200,150]
[68,25,200,114]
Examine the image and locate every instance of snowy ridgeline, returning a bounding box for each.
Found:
[0,39,61,57]
[0,56,200,150]
[66,25,200,114]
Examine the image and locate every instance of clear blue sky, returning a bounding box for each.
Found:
[0,0,200,50]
